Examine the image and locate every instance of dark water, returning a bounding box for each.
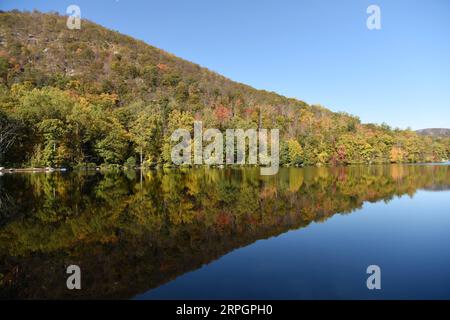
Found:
[0,165,449,299]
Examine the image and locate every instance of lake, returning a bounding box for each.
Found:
[0,164,449,299]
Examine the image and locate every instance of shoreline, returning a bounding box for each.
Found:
[0,167,63,173]
[1,161,449,175]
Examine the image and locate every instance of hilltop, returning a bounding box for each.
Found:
[416,128,450,138]
[0,11,449,167]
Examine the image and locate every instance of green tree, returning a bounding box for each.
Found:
[130,112,162,166]
[94,120,129,164]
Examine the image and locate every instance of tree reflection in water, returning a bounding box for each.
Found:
[0,165,449,299]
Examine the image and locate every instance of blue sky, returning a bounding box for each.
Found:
[1,0,449,130]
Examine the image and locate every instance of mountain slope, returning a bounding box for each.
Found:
[0,10,306,109]
[416,128,450,138]
[0,11,449,167]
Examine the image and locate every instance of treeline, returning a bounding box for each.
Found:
[0,11,449,168]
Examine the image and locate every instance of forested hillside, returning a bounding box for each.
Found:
[0,11,449,168]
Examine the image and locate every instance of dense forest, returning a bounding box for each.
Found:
[0,11,449,169]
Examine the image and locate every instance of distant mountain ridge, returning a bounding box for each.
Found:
[416,128,450,138]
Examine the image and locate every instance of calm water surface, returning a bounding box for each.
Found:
[0,165,449,299]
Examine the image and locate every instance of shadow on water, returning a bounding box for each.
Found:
[0,164,449,299]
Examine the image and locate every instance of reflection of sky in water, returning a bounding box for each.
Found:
[138,190,450,300]
[1,165,449,299]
